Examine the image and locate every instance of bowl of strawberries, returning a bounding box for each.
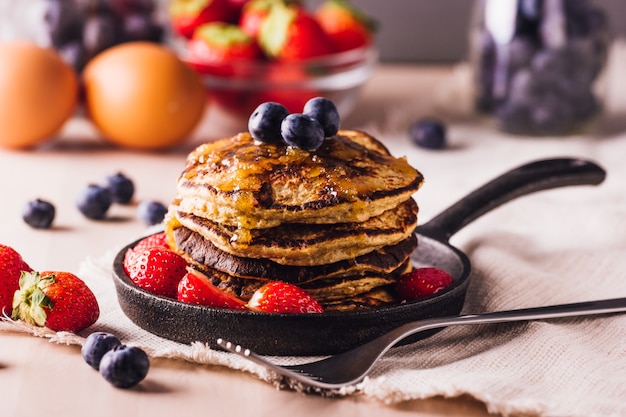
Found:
[167,0,378,119]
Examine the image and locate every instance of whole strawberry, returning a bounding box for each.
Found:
[12,271,99,332]
[396,267,453,302]
[239,0,298,38]
[0,244,32,316]
[124,247,187,298]
[247,281,323,313]
[315,0,376,52]
[177,269,246,309]
[169,0,237,39]
[188,22,262,75]
[258,3,335,60]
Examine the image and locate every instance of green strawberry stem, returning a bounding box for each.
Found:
[258,3,296,58]
[12,271,54,327]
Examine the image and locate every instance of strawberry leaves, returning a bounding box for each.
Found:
[12,271,100,332]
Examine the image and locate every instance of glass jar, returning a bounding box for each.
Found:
[469,0,612,136]
[0,0,168,73]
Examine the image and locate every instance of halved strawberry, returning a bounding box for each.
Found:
[177,269,246,309]
[0,244,32,316]
[124,247,188,298]
[12,271,99,332]
[315,0,376,52]
[258,3,335,60]
[396,267,453,302]
[247,281,323,313]
[169,0,237,39]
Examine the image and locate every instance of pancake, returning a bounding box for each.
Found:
[169,197,418,265]
[165,128,424,311]
[189,260,410,309]
[173,130,423,230]
[172,226,417,284]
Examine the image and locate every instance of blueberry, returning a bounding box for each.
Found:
[280,114,325,151]
[22,199,56,229]
[82,13,120,59]
[137,200,167,226]
[82,332,122,370]
[99,345,150,389]
[76,184,112,220]
[105,172,135,204]
[409,118,447,150]
[303,97,340,137]
[248,102,290,144]
[44,1,83,48]
[57,40,88,73]
[121,13,163,42]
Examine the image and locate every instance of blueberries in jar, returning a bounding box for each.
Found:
[248,102,290,144]
[409,118,447,150]
[76,184,112,220]
[122,13,163,42]
[22,199,56,229]
[303,97,340,137]
[473,0,610,135]
[99,345,150,388]
[57,40,89,73]
[280,114,325,151]
[44,1,83,48]
[82,13,121,58]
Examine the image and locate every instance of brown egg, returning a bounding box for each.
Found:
[83,42,206,150]
[0,42,78,149]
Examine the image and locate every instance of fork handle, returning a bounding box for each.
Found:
[394,297,626,345]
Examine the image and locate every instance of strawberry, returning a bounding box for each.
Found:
[314,0,376,52]
[239,0,299,38]
[169,0,237,39]
[188,22,262,75]
[0,244,32,316]
[396,267,453,302]
[177,269,246,309]
[258,3,335,60]
[247,281,323,313]
[133,232,170,252]
[124,247,187,298]
[12,271,99,332]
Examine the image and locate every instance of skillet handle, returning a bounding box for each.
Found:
[417,158,606,242]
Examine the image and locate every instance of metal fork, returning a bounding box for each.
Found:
[217,297,626,390]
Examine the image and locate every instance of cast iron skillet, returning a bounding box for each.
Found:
[112,158,605,356]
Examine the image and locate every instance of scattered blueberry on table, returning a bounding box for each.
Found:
[76,184,112,220]
[99,345,150,389]
[82,332,122,370]
[137,200,168,226]
[409,118,447,150]
[22,198,56,229]
[105,172,135,204]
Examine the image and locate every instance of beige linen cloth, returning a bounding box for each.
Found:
[4,44,626,417]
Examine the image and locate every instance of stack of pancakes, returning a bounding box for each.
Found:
[164,129,424,311]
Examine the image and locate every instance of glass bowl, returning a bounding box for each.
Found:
[177,44,378,120]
